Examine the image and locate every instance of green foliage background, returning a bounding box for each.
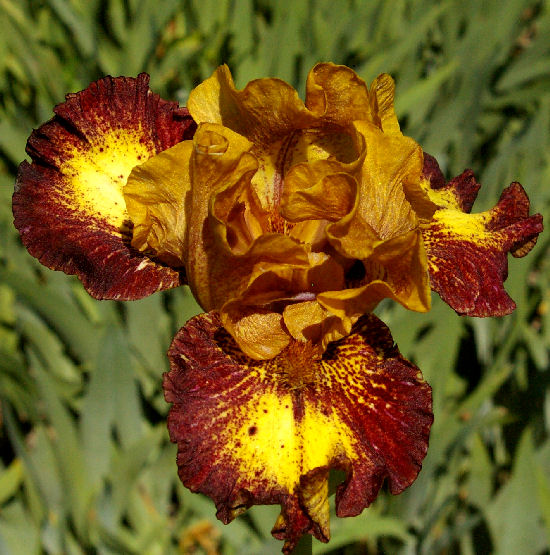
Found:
[0,0,549,553]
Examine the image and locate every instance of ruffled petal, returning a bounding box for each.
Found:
[282,300,346,348]
[218,251,345,359]
[421,152,481,213]
[281,160,359,222]
[183,123,261,309]
[165,312,432,553]
[422,182,543,316]
[368,73,402,136]
[326,121,423,260]
[304,63,373,124]
[13,73,196,300]
[318,228,431,325]
[187,65,318,143]
[220,306,291,360]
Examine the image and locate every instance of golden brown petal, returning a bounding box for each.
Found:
[220,306,291,360]
[368,73,402,136]
[305,63,373,124]
[184,123,258,309]
[281,161,358,223]
[124,141,193,267]
[216,251,345,359]
[187,65,318,142]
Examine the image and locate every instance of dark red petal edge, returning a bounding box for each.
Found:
[422,152,481,213]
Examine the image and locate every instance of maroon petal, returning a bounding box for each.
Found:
[164,311,432,553]
[13,74,196,300]
[421,154,543,316]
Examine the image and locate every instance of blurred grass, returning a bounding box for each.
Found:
[0,0,549,553]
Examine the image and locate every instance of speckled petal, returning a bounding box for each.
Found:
[13,73,196,299]
[421,152,481,213]
[165,312,432,553]
[422,182,543,316]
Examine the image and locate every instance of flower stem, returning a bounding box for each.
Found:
[292,534,313,555]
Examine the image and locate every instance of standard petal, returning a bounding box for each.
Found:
[368,73,402,136]
[305,63,373,124]
[187,65,318,143]
[183,123,262,309]
[165,312,432,553]
[13,73,196,300]
[325,121,423,260]
[281,160,358,222]
[422,182,543,316]
[353,121,422,240]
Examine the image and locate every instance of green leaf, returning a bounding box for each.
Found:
[486,428,548,554]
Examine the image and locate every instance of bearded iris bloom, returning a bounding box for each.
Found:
[13,64,542,553]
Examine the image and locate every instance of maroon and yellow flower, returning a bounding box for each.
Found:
[13,64,542,553]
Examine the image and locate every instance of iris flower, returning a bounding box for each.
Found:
[13,64,542,552]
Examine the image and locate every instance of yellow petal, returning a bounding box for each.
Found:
[354,120,421,239]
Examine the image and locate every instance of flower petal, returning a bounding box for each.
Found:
[217,250,345,359]
[13,73,196,299]
[422,182,543,316]
[368,73,402,136]
[421,152,481,212]
[282,300,346,347]
[187,65,318,142]
[220,306,291,360]
[318,228,431,326]
[281,160,359,222]
[124,141,193,267]
[183,123,261,303]
[165,312,432,553]
[305,63,373,124]
[326,121,423,260]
